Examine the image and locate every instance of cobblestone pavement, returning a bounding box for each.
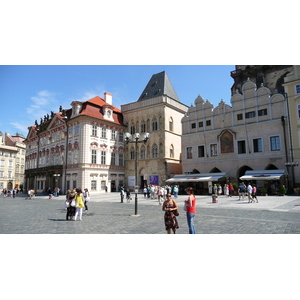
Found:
[1,193,300,234]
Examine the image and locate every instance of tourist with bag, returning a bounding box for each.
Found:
[66,189,76,220]
[184,187,196,234]
[162,194,179,234]
[83,188,90,211]
[74,188,85,221]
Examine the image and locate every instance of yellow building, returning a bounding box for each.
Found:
[121,71,188,188]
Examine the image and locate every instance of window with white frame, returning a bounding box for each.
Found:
[297,103,300,119]
[102,127,107,138]
[210,144,218,157]
[111,152,116,165]
[101,151,106,164]
[119,153,124,166]
[253,138,262,153]
[92,125,97,136]
[270,136,281,151]
[111,130,116,140]
[91,149,97,164]
[119,132,124,142]
[186,147,193,159]
[74,125,79,136]
[91,180,97,190]
[295,84,300,95]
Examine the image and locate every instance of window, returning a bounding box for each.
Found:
[74,125,79,136]
[295,84,300,94]
[270,136,281,151]
[245,111,255,118]
[152,118,158,131]
[68,127,73,138]
[0,160,4,167]
[258,109,267,116]
[74,150,78,164]
[119,153,124,166]
[130,147,135,160]
[91,180,97,191]
[237,140,246,154]
[198,145,205,158]
[186,147,193,159]
[111,130,116,140]
[8,171,12,178]
[206,120,211,126]
[130,124,135,135]
[101,127,107,138]
[199,121,203,128]
[253,138,262,153]
[111,152,116,165]
[92,125,97,136]
[169,118,173,132]
[141,122,146,133]
[119,132,124,142]
[297,104,300,119]
[210,144,217,156]
[91,149,97,164]
[237,113,243,120]
[170,145,174,158]
[140,146,146,159]
[152,144,158,158]
[0,171,3,177]
[101,151,106,164]
[191,123,196,129]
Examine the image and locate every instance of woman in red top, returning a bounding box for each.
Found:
[185,187,196,234]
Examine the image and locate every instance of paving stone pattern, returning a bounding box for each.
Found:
[1,193,300,234]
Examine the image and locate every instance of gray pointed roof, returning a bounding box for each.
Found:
[138,71,180,102]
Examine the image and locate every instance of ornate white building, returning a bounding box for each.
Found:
[24,93,126,194]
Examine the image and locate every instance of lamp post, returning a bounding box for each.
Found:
[125,132,150,215]
[285,162,298,189]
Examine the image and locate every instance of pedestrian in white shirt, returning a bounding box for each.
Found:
[247,184,254,203]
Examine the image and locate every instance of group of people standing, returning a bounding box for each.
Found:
[238,182,258,203]
[162,187,196,234]
[65,188,90,221]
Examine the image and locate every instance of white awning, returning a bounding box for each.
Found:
[239,170,287,181]
[166,173,228,183]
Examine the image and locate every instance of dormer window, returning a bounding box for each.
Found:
[70,101,82,118]
[103,105,113,120]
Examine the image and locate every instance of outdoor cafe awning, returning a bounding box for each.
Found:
[239,170,287,181]
[166,173,228,183]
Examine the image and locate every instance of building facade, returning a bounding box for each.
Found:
[283,65,300,188]
[121,71,189,188]
[0,132,26,191]
[24,93,126,194]
[180,78,291,193]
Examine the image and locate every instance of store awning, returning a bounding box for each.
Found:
[239,170,287,181]
[166,173,228,183]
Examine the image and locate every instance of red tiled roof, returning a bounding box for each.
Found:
[86,96,121,113]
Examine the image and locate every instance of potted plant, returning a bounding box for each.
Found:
[279,185,286,196]
[260,188,268,196]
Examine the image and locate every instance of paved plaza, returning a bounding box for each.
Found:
[1,192,300,234]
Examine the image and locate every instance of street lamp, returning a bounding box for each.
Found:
[125,132,150,215]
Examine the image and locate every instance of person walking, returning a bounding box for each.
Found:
[173,185,179,198]
[229,183,234,197]
[224,184,229,197]
[143,187,147,198]
[238,182,246,200]
[126,189,131,203]
[247,183,254,203]
[184,187,197,234]
[74,188,84,221]
[162,194,179,234]
[252,184,259,203]
[83,188,90,211]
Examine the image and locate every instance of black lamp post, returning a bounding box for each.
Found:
[125,132,150,215]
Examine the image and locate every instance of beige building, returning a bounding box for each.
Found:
[24,93,126,194]
[283,65,300,187]
[0,132,26,191]
[121,71,189,188]
[178,78,290,194]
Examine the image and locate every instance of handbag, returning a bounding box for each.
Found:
[65,201,70,208]
[183,202,187,211]
[172,200,179,216]
[85,196,90,202]
[71,200,76,207]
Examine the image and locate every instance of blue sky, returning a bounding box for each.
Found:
[0,65,235,136]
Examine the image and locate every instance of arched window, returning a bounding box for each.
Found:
[152,118,158,131]
[140,145,146,159]
[152,144,158,158]
[140,121,146,133]
[169,117,173,132]
[130,124,135,135]
[130,147,135,160]
[170,144,174,158]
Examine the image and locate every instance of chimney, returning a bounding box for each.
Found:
[104,92,112,105]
